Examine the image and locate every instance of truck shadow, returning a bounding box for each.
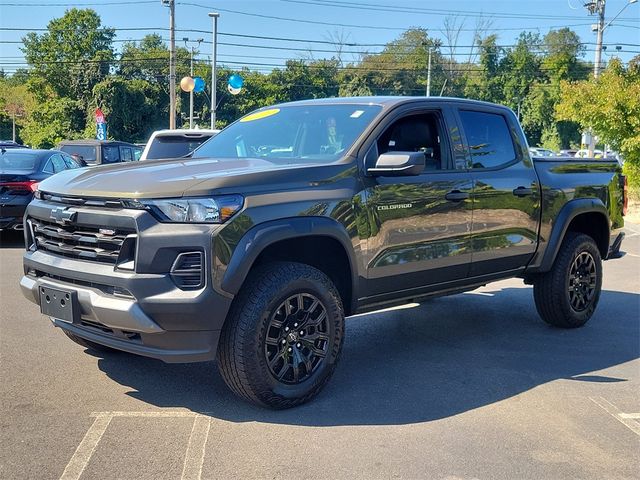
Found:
[95,287,639,426]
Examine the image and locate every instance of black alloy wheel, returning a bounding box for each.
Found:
[217,262,345,408]
[264,293,329,384]
[533,232,602,328]
[567,251,597,312]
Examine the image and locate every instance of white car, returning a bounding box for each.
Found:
[574,149,604,159]
[140,129,220,161]
[529,147,556,157]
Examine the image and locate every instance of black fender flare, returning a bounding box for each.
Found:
[533,198,609,272]
[220,216,359,310]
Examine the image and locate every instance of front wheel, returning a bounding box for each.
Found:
[533,233,603,328]
[216,262,345,409]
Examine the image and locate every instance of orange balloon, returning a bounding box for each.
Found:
[180,76,195,92]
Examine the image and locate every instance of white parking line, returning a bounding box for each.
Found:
[181,416,212,480]
[590,397,640,436]
[59,414,112,480]
[68,412,212,480]
[90,411,204,418]
[619,413,640,419]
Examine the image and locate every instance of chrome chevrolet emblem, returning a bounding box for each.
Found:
[50,208,76,226]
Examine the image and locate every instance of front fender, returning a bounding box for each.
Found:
[219,216,359,308]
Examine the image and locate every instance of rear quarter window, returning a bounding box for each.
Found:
[459,110,516,169]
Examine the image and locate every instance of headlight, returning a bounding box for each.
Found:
[132,196,243,223]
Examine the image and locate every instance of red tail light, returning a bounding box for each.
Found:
[0,180,39,193]
[622,175,628,217]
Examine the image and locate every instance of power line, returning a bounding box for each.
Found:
[280,0,640,23]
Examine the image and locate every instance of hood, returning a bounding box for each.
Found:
[38,157,340,199]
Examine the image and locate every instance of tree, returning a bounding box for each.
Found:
[0,80,36,142]
[556,57,640,188]
[22,9,115,102]
[355,28,444,96]
[88,77,165,142]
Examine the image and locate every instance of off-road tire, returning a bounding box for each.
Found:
[62,330,119,353]
[533,232,602,328]
[217,262,345,409]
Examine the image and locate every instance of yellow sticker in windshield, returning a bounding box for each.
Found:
[240,108,280,122]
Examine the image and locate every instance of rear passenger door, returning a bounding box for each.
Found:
[363,105,474,298]
[456,107,541,276]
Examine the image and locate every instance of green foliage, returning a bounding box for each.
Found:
[22,8,114,101]
[21,96,85,148]
[89,77,166,142]
[556,57,640,186]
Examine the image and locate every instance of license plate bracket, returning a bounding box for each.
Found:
[39,285,79,323]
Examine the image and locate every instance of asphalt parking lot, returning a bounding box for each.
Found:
[1,224,639,480]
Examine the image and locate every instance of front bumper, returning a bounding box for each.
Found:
[20,198,234,363]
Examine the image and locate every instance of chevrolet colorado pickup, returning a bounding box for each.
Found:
[20,97,627,408]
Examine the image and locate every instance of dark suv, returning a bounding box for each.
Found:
[58,140,142,166]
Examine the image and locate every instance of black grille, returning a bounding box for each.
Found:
[170,252,204,289]
[30,217,135,264]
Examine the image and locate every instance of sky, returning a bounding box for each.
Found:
[0,0,639,74]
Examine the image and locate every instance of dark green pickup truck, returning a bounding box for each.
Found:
[20,97,627,408]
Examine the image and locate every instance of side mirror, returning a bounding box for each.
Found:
[368,151,425,176]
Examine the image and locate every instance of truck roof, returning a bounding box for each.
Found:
[274,96,507,109]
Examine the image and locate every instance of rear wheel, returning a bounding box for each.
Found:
[62,330,119,353]
[533,233,602,328]
[217,262,345,409]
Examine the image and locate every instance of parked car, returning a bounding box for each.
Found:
[529,147,556,157]
[140,129,219,161]
[57,140,142,166]
[558,149,578,157]
[21,97,627,408]
[0,140,28,149]
[0,149,82,231]
[574,149,604,158]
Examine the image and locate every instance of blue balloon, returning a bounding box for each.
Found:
[228,73,244,90]
[193,76,205,93]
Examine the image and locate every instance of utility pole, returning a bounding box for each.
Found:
[585,0,606,156]
[168,0,176,129]
[208,12,220,130]
[590,0,606,78]
[426,47,432,97]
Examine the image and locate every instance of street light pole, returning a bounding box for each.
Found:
[168,0,176,129]
[426,47,432,97]
[208,12,220,130]
[184,38,203,129]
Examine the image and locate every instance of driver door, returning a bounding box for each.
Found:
[362,107,473,298]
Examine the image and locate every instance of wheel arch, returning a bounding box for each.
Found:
[220,217,359,315]
[534,198,610,273]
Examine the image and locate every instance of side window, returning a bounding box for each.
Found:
[376,112,445,171]
[459,110,516,169]
[62,155,78,169]
[43,160,54,174]
[102,146,120,164]
[120,147,133,161]
[50,154,67,173]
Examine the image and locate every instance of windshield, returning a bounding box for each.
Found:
[147,134,216,160]
[192,104,382,163]
[59,145,97,164]
[0,151,40,171]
